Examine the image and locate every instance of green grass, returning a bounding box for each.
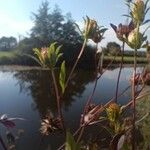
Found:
[0,51,148,65]
[104,56,147,63]
[0,51,19,65]
[0,51,17,58]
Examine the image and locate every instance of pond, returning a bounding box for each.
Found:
[0,66,144,149]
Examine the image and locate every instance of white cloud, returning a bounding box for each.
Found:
[0,13,33,39]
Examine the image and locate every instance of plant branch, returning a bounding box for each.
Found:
[115,41,125,102]
[65,39,87,89]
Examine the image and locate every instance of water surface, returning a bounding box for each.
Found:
[0,66,143,149]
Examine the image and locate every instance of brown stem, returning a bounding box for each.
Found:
[76,127,85,143]
[115,41,125,102]
[132,21,140,149]
[65,39,87,89]
[132,48,137,150]
[51,69,65,130]
[57,84,135,150]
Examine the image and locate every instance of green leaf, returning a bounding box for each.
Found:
[56,45,62,55]
[65,131,81,150]
[33,48,44,66]
[48,42,57,60]
[25,54,43,67]
[56,53,63,62]
[59,61,66,94]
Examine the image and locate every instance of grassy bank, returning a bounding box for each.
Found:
[0,51,18,65]
[104,56,147,64]
[0,51,36,65]
[0,51,148,66]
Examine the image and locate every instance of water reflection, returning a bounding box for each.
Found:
[14,69,97,116]
[0,66,143,149]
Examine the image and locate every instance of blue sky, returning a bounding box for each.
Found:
[0,0,149,47]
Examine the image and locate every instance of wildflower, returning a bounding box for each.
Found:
[83,16,107,43]
[0,114,25,129]
[83,17,97,39]
[40,117,62,135]
[110,21,135,41]
[41,47,48,60]
[126,28,145,49]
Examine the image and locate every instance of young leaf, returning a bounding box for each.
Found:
[56,45,62,55]
[65,131,81,150]
[59,61,66,94]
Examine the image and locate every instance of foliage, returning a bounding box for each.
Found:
[106,42,121,56]
[59,61,66,94]
[1,0,150,149]
[31,1,82,47]
[0,36,17,51]
[65,132,81,150]
[82,16,107,43]
[33,42,63,68]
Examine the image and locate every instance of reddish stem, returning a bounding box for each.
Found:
[115,41,125,102]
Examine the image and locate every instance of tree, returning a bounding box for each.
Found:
[0,36,17,51]
[62,13,82,44]
[106,42,121,56]
[31,1,82,47]
[31,1,50,45]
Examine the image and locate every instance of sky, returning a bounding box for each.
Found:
[0,0,149,48]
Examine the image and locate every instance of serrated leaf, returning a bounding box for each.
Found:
[59,61,66,94]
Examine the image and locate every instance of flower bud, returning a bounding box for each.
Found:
[110,21,135,42]
[127,28,143,49]
[132,0,145,24]
[106,103,120,122]
[83,16,98,40]
[41,47,48,60]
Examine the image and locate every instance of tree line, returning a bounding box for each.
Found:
[0,0,145,67]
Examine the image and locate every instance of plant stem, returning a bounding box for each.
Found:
[115,41,125,102]
[0,134,7,150]
[51,69,65,130]
[132,22,140,150]
[51,69,61,116]
[65,39,87,89]
[132,48,137,150]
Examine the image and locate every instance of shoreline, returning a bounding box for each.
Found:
[0,64,147,71]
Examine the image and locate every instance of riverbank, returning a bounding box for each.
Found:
[104,55,147,64]
[0,51,148,67]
